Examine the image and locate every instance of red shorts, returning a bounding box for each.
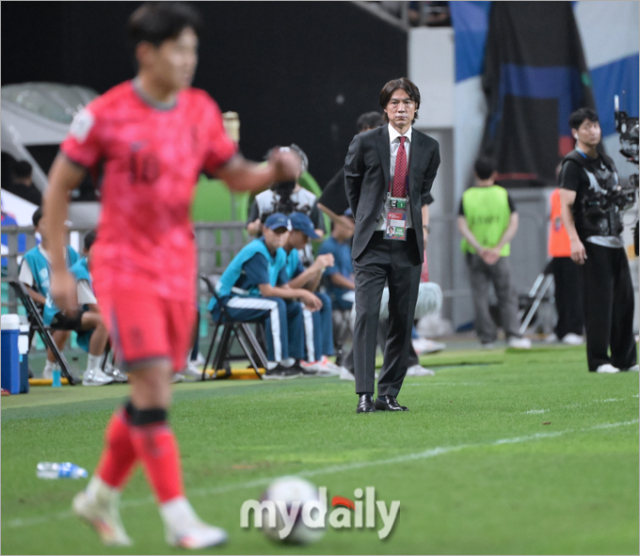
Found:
[96,286,195,372]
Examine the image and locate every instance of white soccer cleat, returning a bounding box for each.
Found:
[561,333,584,346]
[103,362,128,383]
[406,364,435,376]
[179,361,203,381]
[72,485,132,546]
[82,368,114,386]
[412,338,446,354]
[596,364,620,374]
[339,366,355,381]
[507,337,532,350]
[166,523,228,549]
[161,497,227,549]
[315,356,342,376]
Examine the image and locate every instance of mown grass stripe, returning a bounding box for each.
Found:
[4,418,637,531]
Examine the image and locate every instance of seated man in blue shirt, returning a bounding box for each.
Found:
[283,213,344,376]
[208,213,322,379]
[44,230,119,386]
[18,207,79,378]
[318,215,356,311]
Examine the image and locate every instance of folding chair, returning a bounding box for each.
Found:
[6,278,78,385]
[517,260,554,335]
[200,275,268,380]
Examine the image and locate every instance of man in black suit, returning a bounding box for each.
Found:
[345,77,440,413]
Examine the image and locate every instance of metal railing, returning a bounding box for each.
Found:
[1,223,249,316]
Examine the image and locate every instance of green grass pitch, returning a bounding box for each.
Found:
[1,346,638,555]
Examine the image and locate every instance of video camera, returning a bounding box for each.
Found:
[260,144,312,223]
[613,95,639,205]
[614,95,639,253]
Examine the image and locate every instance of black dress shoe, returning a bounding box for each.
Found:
[356,394,376,413]
[374,395,408,411]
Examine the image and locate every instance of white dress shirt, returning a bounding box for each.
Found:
[377,124,413,230]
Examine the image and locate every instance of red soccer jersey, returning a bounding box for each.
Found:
[61,81,237,301]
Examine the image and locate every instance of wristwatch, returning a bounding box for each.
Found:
[423,224,431,233]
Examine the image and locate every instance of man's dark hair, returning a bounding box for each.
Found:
[356,111,384,132]
[569,108,599,131]
[32,207,43,228]
[379,77,421,124]
[128,2,203,48]
[12,160,32,180]
[474,156,496,180]
[84,230,97,252]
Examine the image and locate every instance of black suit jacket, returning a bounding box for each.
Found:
[344,125,440,262]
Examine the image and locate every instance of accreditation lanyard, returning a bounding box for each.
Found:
[383,176,409,241]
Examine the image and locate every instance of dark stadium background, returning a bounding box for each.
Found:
[2,1,407,188]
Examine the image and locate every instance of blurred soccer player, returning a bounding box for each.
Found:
[42,2,301,549]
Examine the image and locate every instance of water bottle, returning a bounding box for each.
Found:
[36,462,88,479]
[51,368,62,388]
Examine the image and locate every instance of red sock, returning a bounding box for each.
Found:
[96,408,138,489]
[130,422,184,503]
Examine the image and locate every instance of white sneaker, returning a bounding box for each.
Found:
[171,372,186,383]
[596,364,620,374]
[412,338,446,354]
[562,333,584,346]
[406,364,435,376]
[104,362,128,383]
[178,361,203,382]
[82,368,114,386]
[508,337,532,350]
[339,366,355,381]
[544,333,558,344]
[316,356,342,376]
[42,365,54,379]
[481,342,497,350]
[161,498,227,549]
[73,485,132,546]
[623,364,639,372]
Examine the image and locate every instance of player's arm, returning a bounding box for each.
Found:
[330,273,355,290]
[258,283,322,311]
[558,162,586,265]
[457,216,483,253]
[215,151,301,193]
[42,154,86,314]
[559,188,586,264]
[344,134,365,219]
[18,263,47,305]
[496,213,519,252]
[287,254,334,292]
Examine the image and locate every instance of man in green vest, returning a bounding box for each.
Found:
[457,157,531,349]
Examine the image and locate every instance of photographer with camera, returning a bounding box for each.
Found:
[559,108,638,374]
[246,144,326,246]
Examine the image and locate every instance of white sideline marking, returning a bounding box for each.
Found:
[524,409,548,414]
[4,419,638,531]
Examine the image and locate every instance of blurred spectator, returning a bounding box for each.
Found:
[246,144,325,267]
[208,213,322,379]
[318,220,355,311]
[3,160,42,206]
[283,212,343,376]
[457,157,531,349]
[318,111,384,225]
[19,207,80,377]
[424,2,450,27]
[546,187,585,345]
[65,231,128,385]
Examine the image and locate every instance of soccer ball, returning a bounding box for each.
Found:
[260,476,325,544]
